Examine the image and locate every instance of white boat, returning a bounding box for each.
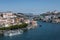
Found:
[4,29,23,36]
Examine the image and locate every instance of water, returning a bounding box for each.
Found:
[0,21,60,40]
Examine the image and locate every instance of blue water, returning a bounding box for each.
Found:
[0,21,60,40]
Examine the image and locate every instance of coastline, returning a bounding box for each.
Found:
[0,21,37,36]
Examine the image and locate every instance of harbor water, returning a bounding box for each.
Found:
[0,21,60,40]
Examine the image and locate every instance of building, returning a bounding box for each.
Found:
[3,12,16,18]
[24,19,30,24]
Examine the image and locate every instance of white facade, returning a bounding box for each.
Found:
[3,12,16,18]
[45,16,52,20]
[24,20,30,24]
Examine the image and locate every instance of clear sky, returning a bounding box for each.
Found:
[0,0,60,14]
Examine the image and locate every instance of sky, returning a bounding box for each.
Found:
[0,0,60,15]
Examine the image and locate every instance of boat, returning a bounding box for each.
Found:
[4,29,23,36]
[39,25,42,27]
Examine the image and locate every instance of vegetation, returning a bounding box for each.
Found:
[0,23,28,30]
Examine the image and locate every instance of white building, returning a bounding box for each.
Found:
[24,19,30,24]
[3,12,16,18]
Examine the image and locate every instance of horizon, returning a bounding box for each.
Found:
[0,0,60,15]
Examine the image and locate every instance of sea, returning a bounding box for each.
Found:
[0,21,60,40]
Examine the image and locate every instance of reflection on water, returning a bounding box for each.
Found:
[0,21,60,40]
